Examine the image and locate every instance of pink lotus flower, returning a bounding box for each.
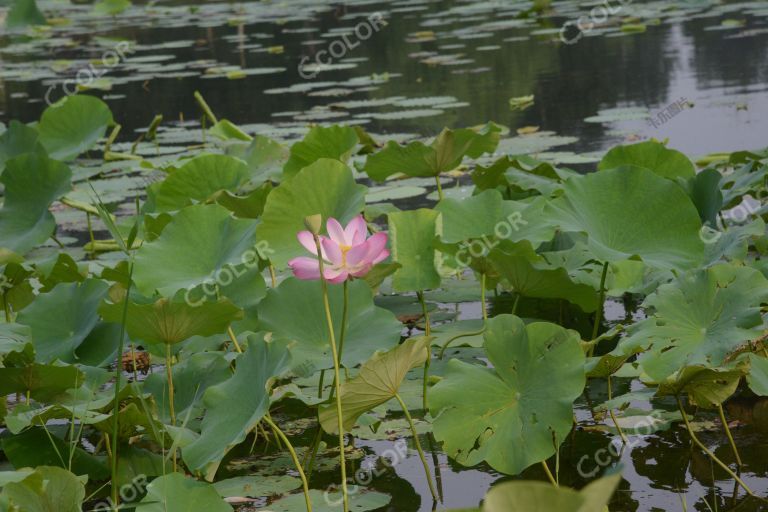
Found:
[288,215,389,284]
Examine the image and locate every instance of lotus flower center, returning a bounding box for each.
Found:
[340,244,352,266]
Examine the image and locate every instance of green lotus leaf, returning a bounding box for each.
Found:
[144,352,232,425]
[0,120,45,172]
[624,264,768,381]
[364,123,501,181]
[215,182,272,219]
[319,336,430,433]
[388,208,441,292]
[5,0,46,28]
[0,466,85,512]
[746,354,768,396]
[598,140,695,179]
[225,134,287,186]
[265,489,391,512]
[257,277,401,371]
[135,473,232,512]
[0,364,83,403]
[256,158,366,268]
[93,0,131,15]
[182,336,291,477]
[16,279,109,363]
[430,314,585,475]
[99,295,242,345]
[0,153,72,255]
[720,160,767,208]
[283,125,359,177]
[36,95,113,161]
[656,365,744,408]
[488,240,599,312]
[151,154,250,212]
[684,167,723,227]
[213,475,301,499]
[133,204,258,297]
[548,166,704,271]
[0,323,34,367]
[482,472,621,512]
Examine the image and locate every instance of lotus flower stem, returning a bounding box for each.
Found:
[417,291,431,413]
[676,397,756,497]
[480,273,488,321]
[269,264,278,288]
[313,233,349,512]
[541,460,558,486]
[607,375,628,445]
[395,393,438,502]
[227,326,243,353]
[434,176,444,201]
[717,404,743,467]
[86,212,97,260]
[263,415,313,512]
[589,262,610,356]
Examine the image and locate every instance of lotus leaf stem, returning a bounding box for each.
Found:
[227,326,243,353]
[480,272,488,321]
[541,460,558,486]
[165,343,177,472]
[607,375,628,445]
[589,262,610,356]
[438,328,485,360]
[434,176,444,202]
[395,393,438,502]
[718,404,743,468]
[263,415,313,512]
[417,291,432,413]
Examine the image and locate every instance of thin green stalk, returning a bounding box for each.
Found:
[589,262,610,356]
[512,293,520,315]
[263,415,313,512]
[434,176,444,202]
[317,369,326,399]
[227,326,243,354]
[2,294,10,323]
[607,375,628,445]
[676,397,756,498]
[417,291,431,413]
[394,393,438,502]
[542,460,558,486]
[269,264,278,288]
[717,404,743,468]
[110,262,133,510]
[86,212,96,260]
[438,328,485,360]
[480,273,488,321]
[194,90,219,124]
[313,234,349,512]
[165,343,177,472]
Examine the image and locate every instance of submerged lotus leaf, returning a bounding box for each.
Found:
[256,158,366,268]
[182,336,291,477]
[257,278,401,371]
[283,125,358,177]
[624,264,768,381]
[483,472,621,512]
[36,95,114,161]
[388,208,441,292]
[99,296,242,345]
[151,154,250,212]
[656,365,744,408]
[135,473,231,512]
[430,314,585,475]
[319,336,430,433]
[16,279,109,364]
[265,489,390,512]
[488,240,598,312]
[133,204,258,297]
[363,123,501,181]
[598,140,695,179]
[548,166,704,271]
[0,153,72,256]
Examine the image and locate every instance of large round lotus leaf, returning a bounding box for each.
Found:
[430,314,585,476]
[0,153,72,256]
[548,166,704,271]
[182,337,291,476]
[135,473,232,512]
[623,264,768,381]
[99,296,242,345]
[319,336,430,433]
[0,466,85,512]
[257,277,401,372]
[598,140,695,179]
[0,120,44,172]
[256,158,366,269]
[656,365,743,408]
[36,95,113,161]
[283,125,358,177]
[133,204,258,297]
[747,354,768,396]
[16,279,109,364]
[483,472,621,512]
[151,154,250,212]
